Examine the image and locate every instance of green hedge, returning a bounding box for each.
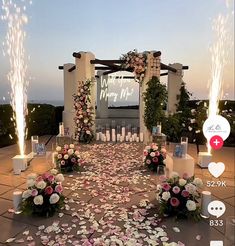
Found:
[0,104,64,148]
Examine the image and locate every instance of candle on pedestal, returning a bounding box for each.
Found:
[140,132,144,142]
[117,134,121,142]
[120,136,124,142]
[59,122,64,136]
[136,137,140,142]
[96,133,100,141]
[201,191,211,218]
[198,152,212,168]
[125,136,129,142]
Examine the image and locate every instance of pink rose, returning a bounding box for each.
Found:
[62,149,68,154]
[152,157,158,163]
[155,151,160,156]
[31,189,38,197]
[45,186,53,195]
[55,184,63,193]
[36,176,43,182]
[162,183,171,191]
[181,190,190,197]
[61,160,65,165]
[159,175,167,182]
[48,175,55,182]
[64,144,69,149]
[183,173,189,180]
[146,159,151,165]
[71,157,76,163]
[143,150,148,156]
[42,172,50,180]
[170,197,180,207]
[172,186,181,194]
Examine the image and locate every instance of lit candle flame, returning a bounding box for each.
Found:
[1,0,31,156]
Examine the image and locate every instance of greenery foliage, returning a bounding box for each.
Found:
[143,76,167,131]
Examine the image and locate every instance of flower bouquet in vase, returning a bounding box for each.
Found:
[143,143,166,173]
[54,144,82,173]
[21,169,65,217]
[156,173,203,220]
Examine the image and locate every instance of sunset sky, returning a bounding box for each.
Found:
[0,0,234,104]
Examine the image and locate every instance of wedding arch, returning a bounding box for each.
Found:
[59,50,189,142]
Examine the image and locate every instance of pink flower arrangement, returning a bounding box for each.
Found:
[73,79,94,143]
[55,144,81,173]
[22,169,65,217]
[121,50,147,83]
[157,173,203,220]
[143,143,166,172]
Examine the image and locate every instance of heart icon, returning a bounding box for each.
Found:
[208,162,225,178]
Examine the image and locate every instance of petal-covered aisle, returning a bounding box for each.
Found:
[5,143,221,246]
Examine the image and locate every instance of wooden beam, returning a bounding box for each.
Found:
[160,63,177,73]
[90,59,125,65]
[182,65,189,70]
[95,66,110,70]
[153,51,161,57]
[58,66,64,70]
[68,65,76,72]
[72,52,81,58]
[160,72,168,76]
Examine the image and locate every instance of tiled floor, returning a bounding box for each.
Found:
[0,136,234,245]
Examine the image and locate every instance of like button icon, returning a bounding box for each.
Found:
[208,162,225,178]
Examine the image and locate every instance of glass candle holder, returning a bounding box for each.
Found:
[31,135,39,155]
[59,122,64,136]
[181,136,188,158]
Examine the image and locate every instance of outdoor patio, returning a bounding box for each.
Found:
[0,136,234,245]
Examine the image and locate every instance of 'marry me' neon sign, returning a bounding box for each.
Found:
[99,75,134,102]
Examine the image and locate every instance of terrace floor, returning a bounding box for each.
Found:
[0,136,234,245]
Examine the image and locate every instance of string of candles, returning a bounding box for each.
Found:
[96,122,144,143]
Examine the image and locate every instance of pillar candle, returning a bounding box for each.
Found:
[13,190,22,213]
[99,132,103,139]
[112,135,116,142]
[117,134,120,142]
[121,127,126,138]
[136,137,140,143]
[130,137,133,142]
[133,133,137,141]
[140,132,144,142]
[120,136,123,142]
[127,132,131,138]
[106,134,110,142]
[103,136,107,142]
[96,133,100,141]
[112,128,116,136]
[125,136,129,142]
[201,191,211,218]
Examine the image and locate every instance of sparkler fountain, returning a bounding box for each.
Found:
[198,3,233,168]
[2,0,32,174]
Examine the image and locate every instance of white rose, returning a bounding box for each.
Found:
[64,154,69,160]
[27,173,37,180]
[56,146,61,152]
[49,193,60,204]
[69,144,75,149]
[68,149,74,155]
[75,151,80,157]
[171,172,179,179]
[55,174,65,182]
[57,154,62,159]
[150,152,156,157]
[84,119,88,124]
[36,181,47,190]
[179,178,187,186]
[185,183,197,194]
[27,179,35,187]
[145,146,151,150]
[157,184,162,191]
[161,191,171,201]
[33,195,43,205]
[22,189,32,199]
[193,178,203,188]
[50,169,58,175]
[186,200,196,211]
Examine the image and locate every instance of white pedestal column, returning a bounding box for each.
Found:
[167,63,183,114]
[62,63,76,137]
